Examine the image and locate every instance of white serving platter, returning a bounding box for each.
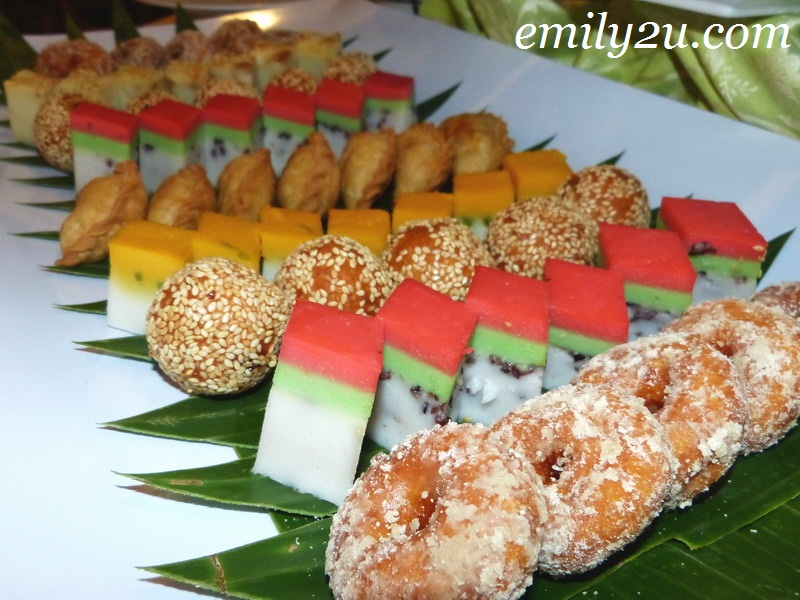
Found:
[1,0,799,598]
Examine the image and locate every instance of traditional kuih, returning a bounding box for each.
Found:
[451,266,550,425]
[391,192,454,232]
[657,196,768,302]
[253,301,384,505]
[107,219,194,334]
[315,77,364,157]
[362,70,416,133]
[199,93,261,186]
[367,278,477,450]
[261,84,316,174]
[259,206,324,280]
[598,223,697,339]
[137,98,202,193]
[452,170,515,239]
[196,211,262,272]
[70,101,139,192]
[501,149,572,201]
[326,208,391,255]
[542,258,629,389]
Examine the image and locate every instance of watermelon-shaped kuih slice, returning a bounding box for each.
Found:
[138,98,202,193]
[657,196,768,302]
[199,93,262,186]
[261,84,316,175]
[542,258,629,390]
[362,70,416,133]
[367,278,478,450]
[70,102,139,192]
[598,223,697,340]
[451,266,549,425]
[253,301,384,505]
[315,77,364,157]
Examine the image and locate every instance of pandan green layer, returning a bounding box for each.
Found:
[382,345,454,402]
[140,129,196,155]
[469,325,547,367]
[548,326,618,357]
[690,255,762,279]
[72,131,134,161]
[364,97,413,112]
[624,283,692,314]
[262,116,314,137]
[316,110,361,132]
[202,122,254,146]
[274,362,374,419]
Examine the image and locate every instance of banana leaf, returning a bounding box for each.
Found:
[21,199,75,211]
[111,0,140,45]
[43,259,109,278]
[14,230,59,241]
[174,4,198,32]
[13,175,74,189]
[77,334,149,360]
[0,9,37,84]
[56,300,107,315]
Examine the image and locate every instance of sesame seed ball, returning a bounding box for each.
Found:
[275,235,394,316]
[556,164,650,228]
[485,196,598,279]
[382,217,494,301]
[34,93,92,172]
[146,257,291,396]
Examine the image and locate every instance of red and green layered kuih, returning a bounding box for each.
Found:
[253,301,384,505]
[543,258,629,390]
[598,223,697,339]
[657,196,768,302]
[363,70,416,133]
[199,93,261,186]
[261,84,316,174]
[451,265,550,424]
[70,101,138,192]
[315,77,364,157]
[138,98,202,193]
[367,278,478,450]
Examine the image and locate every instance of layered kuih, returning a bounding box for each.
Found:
[452,170,515,239]
[326,208,391,255]
[367,278,477,450]
[261,84,316,174]
[598,223,697,339]
[501,149,573,201]
[199,94,261,186]
[657,196,768,302]
[315,77,364,157]
[107,220,194,334]
[70,102,139,192]
[391,192,454,232]
[451,266,549,425]
[363,70,416,133]
[196,211,263,272]
[542,258,629,390]
[259,206,323,280]
[138,99,202,193]
[253,301,384,505]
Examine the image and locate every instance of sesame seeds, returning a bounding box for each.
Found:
[146,257,291,396]
[322,52,377,85]
[485,197,598,279]
[382,217,493,301]
[275,235,394,316]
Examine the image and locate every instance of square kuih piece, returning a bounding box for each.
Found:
[70,101,139,192]
[362,70,416,133]
[253,301,384,505]
[315,77,364,158]
[138,99,203,194]
[542,258,629,390]
[657,196,768,302]
[367,278,477,450]
[450,266,549,425]
[199,93,262,186]
[598,222,697,339]
[261,84,316,175]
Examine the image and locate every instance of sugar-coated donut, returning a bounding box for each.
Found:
[573,333,747,507]
[326,422,545,600]
[664,298,800,453]
[490,383,675,576]
[752,281,800,324]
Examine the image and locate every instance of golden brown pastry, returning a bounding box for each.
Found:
[56,161,148,266]
[207,19,263,54]
[321,52,376,85]
[165,30,209,63]
[126,89,179,115]
[35,39,112,78]
[394,122,453,196]
[269,68,318,94]
[340,129,398,210]
[439,112,514,174]
[194,78,260,107]
[111,36,168,70]
[147,164,217,229]
[217,149,276,221]
[277,131,340,215]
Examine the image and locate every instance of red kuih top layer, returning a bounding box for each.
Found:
[201,94,261,130]
[277,301,384,393]
[465,266,549,343]
[138,99,202,140]
[599,223,697,292]
[544,258,629,343]
[659,196,768,262]
[262,85,316,125]
[316,77,365,118]
[364,70,414,101]
[71,102,138,143]
[378,278,477,375]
